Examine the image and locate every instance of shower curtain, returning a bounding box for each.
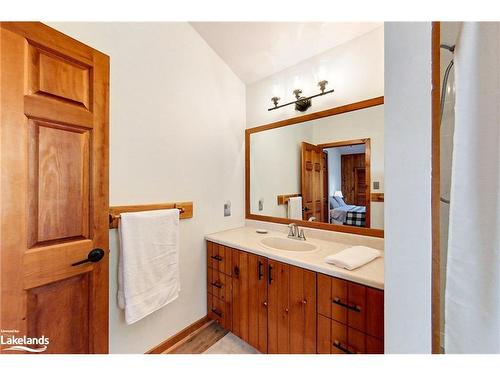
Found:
[445,22,500,353]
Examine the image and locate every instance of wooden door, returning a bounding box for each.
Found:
[289,265,316,353]
[354,168,366,206]
[0,22,109,354]
[322,151,329,223]
[301,142,325,222]
[267,260,289,354]
[341,153,365,205]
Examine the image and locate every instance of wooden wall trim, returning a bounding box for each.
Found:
[431,21,442,354]
[146,315,210,354]
[371,193,384,202]
[246,96,384,135]
[246,213,384,238]
[245,98,384,237]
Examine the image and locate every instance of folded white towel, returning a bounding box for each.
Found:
[287,196,303,220]
[325,246,381,270]
[118,209,180,324]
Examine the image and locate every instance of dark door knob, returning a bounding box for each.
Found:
[72,248,105,266]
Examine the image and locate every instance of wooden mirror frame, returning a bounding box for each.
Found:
[245,96,385,238]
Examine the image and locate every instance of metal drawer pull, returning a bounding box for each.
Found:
[211,308,223,317]
[211,255,223,261]
[333,340,353,354]
[258,260,264,280]
[211,281,222,289]
[332,297,361,312]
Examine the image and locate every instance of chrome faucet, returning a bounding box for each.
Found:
[288,223,306,241]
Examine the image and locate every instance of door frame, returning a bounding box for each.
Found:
[431,21,441,354]
[318,138,371,228]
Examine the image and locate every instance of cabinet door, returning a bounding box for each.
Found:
[289,265,316,353]
[248,254,268,353]
[267,260,290,354]
[231,249,249,341]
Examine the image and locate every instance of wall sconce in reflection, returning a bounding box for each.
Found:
[268,80,334,112]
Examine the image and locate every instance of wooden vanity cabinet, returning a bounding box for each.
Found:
[206,241,383,354]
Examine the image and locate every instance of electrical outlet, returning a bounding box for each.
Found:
[224,201,231,217]
[258,199,264,211]
[373,181,380,190]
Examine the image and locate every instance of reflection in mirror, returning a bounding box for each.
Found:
[249,100,384,230]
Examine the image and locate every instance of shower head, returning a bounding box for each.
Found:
[440,44,456,53]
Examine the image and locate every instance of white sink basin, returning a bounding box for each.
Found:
[259,236,318,252]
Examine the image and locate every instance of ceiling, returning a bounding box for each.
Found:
[190,22,382,84]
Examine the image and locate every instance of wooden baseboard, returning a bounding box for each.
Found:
[146,315,210,354]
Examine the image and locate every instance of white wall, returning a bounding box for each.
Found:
[384,22,432,353]
[250,123,313,217]
[326,147,342,196]
[246,27,384,128]
[48,22,246,354]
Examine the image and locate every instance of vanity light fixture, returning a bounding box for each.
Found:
[268,80,334,112]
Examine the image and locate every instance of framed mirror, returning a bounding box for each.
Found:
[245,97,384,237]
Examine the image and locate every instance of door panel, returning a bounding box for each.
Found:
[29,120,90,246]
[301,142,325,222]
[27,274,90,354]
[1,22,109,354]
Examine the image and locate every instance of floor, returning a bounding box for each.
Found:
[164,321,259,354]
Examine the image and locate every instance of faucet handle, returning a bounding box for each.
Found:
[298,229,306,241]
[288,223,296,238]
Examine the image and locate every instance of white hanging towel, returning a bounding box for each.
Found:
[287,196,303,220]
[324,246,381,270]
[118,209,180,324]
[445,22,500,353]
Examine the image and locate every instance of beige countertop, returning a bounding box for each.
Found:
[205,226,384,290]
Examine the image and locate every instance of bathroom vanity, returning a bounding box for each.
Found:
[205,226,384,354]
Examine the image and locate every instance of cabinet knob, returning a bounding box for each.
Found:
[302,299,307,305]
[263,301,268,307]
[285,307,289,313]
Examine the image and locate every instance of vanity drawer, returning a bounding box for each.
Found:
[317,274,383,337]
[317,314,383,354]
[207,268,231,302]
[208,294,232,330]
[207,241,232,276]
